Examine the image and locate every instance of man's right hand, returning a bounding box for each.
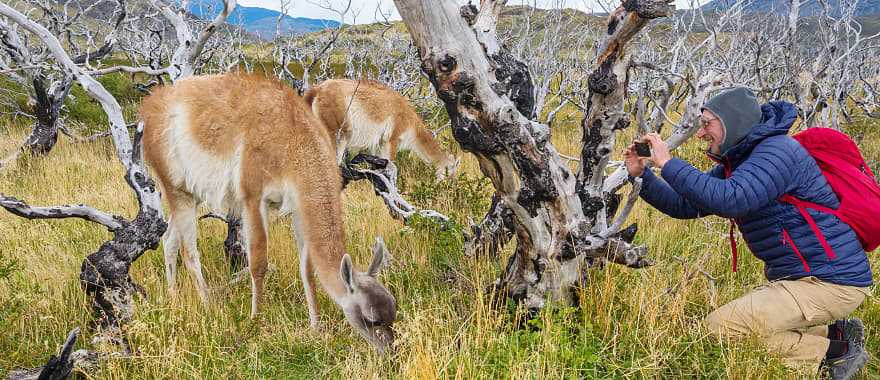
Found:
[624,142,646,177]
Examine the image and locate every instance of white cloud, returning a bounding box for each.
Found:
[237,0,399,23]
[237,0,709,24]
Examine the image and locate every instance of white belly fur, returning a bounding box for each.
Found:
[344,99,393,154]
[163,103,244,213]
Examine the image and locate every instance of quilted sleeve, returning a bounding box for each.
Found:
[659,137,799,219]
[638,165,722,219]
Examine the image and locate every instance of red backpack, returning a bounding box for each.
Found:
[777,128,880,258]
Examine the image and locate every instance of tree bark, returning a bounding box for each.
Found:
[340,153,449,224]
[575,0,675,224]
[22,75,72,156]
[5,328,99,380]
[394,0,669,310]
[199,212,247,270]
[223,215,246,269]
[463,194,514,258]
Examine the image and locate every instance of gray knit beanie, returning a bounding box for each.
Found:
[701,87,762,155]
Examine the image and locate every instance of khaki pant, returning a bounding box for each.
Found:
[705,276,871,372]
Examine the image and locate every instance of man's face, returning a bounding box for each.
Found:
[696,110,725,154]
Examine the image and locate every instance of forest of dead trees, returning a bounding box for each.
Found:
[1,0,879,376]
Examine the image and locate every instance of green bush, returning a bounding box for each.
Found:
[64,72,145,133]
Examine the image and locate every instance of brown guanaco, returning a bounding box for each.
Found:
[140,74,397,352]
[305,79,459,179]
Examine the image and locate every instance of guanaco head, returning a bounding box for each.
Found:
[436,155,461,181]
[339,237,397,353]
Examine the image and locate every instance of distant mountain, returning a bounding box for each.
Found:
[187,0,341,39]
[701,0,880,17]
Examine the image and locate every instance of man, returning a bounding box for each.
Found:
[624,87,873,379]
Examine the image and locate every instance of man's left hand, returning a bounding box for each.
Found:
[643,133,671,168]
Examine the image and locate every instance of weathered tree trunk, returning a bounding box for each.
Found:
[223,216,247,269]
[1,141,166,333]
[200,212,247,270]
[394,0,668,311]
[22,75,73,155]
[80,207,165,328]
[575,0,676,216]
[5,328,99,380]
[0,2,121,161]
[463,194,514,258]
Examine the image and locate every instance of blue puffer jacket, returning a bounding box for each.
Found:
[640,101,873,287]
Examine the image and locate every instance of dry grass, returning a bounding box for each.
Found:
[0,105,877,379]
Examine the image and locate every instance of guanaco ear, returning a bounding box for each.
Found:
[450,156,461,175]
[340,254,355,293]
[368,236,390,277]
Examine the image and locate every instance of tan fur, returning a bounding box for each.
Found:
[141,74,396,351]
[305,79,459,179]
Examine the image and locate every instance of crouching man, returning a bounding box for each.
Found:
[624,87,873,379]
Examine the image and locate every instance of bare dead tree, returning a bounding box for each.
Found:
[6,328,100,380]
[0,0,125,167]
[628,0,742,132]
[780,0,880,128]
[393,0,668,311]
[1,0,244,169]
[273,0,353,92]
[850,52,880,121]
[86,0,237,83]
[357,30,424,92]
[194,5,256,75]
[500,1,600,126]
[341,154,450,224]
[0,0,166,364]
[623,0,880,137]
[144,0,236,81]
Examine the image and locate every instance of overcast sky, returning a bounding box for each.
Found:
[237,0,709,24]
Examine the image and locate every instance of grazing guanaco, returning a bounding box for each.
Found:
[304,79,460,179]
[140,74,396,351]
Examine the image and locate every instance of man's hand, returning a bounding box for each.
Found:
[624,142,646,177]
[643,133,671,168]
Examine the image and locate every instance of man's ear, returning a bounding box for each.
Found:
[340,254,355,293]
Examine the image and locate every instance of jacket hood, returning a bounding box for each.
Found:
[708,101,799,164]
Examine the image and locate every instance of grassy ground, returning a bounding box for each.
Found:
[0,92,878,379]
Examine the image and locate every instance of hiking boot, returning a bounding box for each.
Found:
[832,318,865,347]
[823,340,869,380]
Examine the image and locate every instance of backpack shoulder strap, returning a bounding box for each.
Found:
[778,194,837,260]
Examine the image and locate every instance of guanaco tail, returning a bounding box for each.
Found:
[304,79,460,179]
[140,74,397,352]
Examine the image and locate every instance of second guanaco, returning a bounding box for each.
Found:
[304,79,460,179]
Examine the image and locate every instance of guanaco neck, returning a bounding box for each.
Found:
[314,241,349,303]
[414,123,452,165]
[286,177,351,303]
